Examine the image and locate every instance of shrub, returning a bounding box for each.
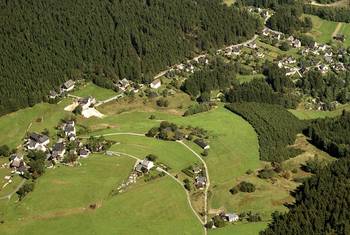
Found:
[17,182,35,200]
[238,181,256,193]
[229,187,239,195]
[258,168,276,179]
[146,154,158,162]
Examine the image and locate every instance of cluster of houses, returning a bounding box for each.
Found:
[49,79,76,99]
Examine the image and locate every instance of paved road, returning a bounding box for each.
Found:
[95,93,124,107]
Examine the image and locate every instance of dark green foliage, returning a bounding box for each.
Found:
[314,0,338,3]
[156,98,169,107]
[146,127,159,137]
[212,215,226,228]
[304,5,350,23]
[229,187,239,195]
[296,71,350,106]
[258,168,276,179]
[264,63,294,93]
[27,151,46,179]
[86,136,113,152]
[183,178,191,191]
[73,106,82,115]
[182,58,236,98]
[183,103,213,116]
[225,102,305,162]
[301,156,327,174]
[233,181,256,193]
[299,34,315,47]
[304,111,350,158]
[0,0,261,116]
[225,79,299,108]
[279,41,291,51]
[146,154,158,162]
[247,212,262,222]
[261,157,350,235]
[0,145,10,157]
[16,182,35,200]
[63,152,78,164]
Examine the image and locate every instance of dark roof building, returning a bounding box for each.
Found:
[194,139,210,150]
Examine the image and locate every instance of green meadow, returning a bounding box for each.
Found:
[289,104,350,120]
[306,14,339,44]
[71,83,118,101]
[0,155,203,235]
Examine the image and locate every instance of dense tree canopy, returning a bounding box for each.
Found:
[261,157,350,235]
[0,0,261,116]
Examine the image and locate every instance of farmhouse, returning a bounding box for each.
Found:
[79,148,90,158]
[194,139,210,150]
[291,39,301,48]
[26,133,50,152]
[78,96,96,110]
[135,159,154,174]
[150,79,161,89]
[118,78,130,91]
[221,212,239,222]
[49,90,58,99]
[333,34,345,42]
[63,121,76,141]
[195,176,207,189]
[9,154,27,174]
[51,142,66,161]
[61,79,75,92]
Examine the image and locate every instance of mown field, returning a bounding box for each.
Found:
[289,104,350,119]
[0,155,203,235]
[71,83,118,101]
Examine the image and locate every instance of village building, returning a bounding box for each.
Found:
[51,142,66,161]
[194,139,210,150]
[135,159,154,174]
[333,34,345,42]
[79,148,90,158]
[9,154,27,175]
[118,78,130,91]
[318,64,329,74]
[26,133,50,152]
[61,79,75,93]
[220,212,239,223]
[291,39,301,48]
[195,176,207,189]
[49,90,59,99]
[150,79,161,89]
[78,96,96,110]
[63,120,76,141]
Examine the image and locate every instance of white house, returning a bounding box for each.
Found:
[78,96,96,110]
[27,133,50,152]
[61,80,75,92]
[222,213,239,223]
[150,79,161,89]
[135,159,154,173]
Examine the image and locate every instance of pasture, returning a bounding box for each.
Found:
[0,155,203,235]
[289,104,350,120]
[306,14,339,44]
[71,83,118,101]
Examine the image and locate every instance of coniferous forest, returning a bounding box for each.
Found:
[0,0,261,116]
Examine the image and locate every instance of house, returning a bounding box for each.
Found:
[318,64,329,74]
[287,35,294,42]
[61,80,75,92]
[78,96,96,110]
[285,67,302,77]
[333,34,345,42]
[27,133,50,152]
[79,148,90,158]
[248,43,257,49]
[194,139,210,150]
[292,39,301,48]
[150,79,161,89]
[192,165,202,175]
[262,28,270,36]
[63,121,76,141]
[333,62,346,71]
[135,159,154,174]
[51,142,66,161]
[310,41,318,49]
[257,52,265,58]
[9,154,26,174]
[195,176,207,189]
[118,78,130,91]
[49,90,58,99]
[286,57,296,64]
[232,47,241,56]
[221,212,239,223]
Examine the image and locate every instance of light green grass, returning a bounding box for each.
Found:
[236,74,265,84]
[72,83,117,101]
[107,135,200,172]
[289,104,350,120]
[0,99,71,149]
[1,159,203,235]
[338,23,350,47]
[306,14,339,44]
[208,222,268,235]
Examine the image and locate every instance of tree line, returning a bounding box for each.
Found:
[0,0,261,116]
[261,157,350,235]
[304,5,350,23]
[304,111,350,158]
[225,102,305,162]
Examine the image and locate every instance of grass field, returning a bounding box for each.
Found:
[208,222,268,235]
[236,74,265,84]
[0,99,72,149]
[305,14,350,47]
[71,83,117,101]
[0,155,203,235]
[289,104,350,120]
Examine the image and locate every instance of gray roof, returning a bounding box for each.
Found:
[53,142,65,152]
[62,80,75,89]
[30,133,49,144]
[194,139,209,149]
[79,149,89,156]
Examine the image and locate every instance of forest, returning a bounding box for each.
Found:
[261,157,350,235]
[225,102,305,162]
[304,111,350,158]
[0,0,261,116]
[304,5,350,23]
